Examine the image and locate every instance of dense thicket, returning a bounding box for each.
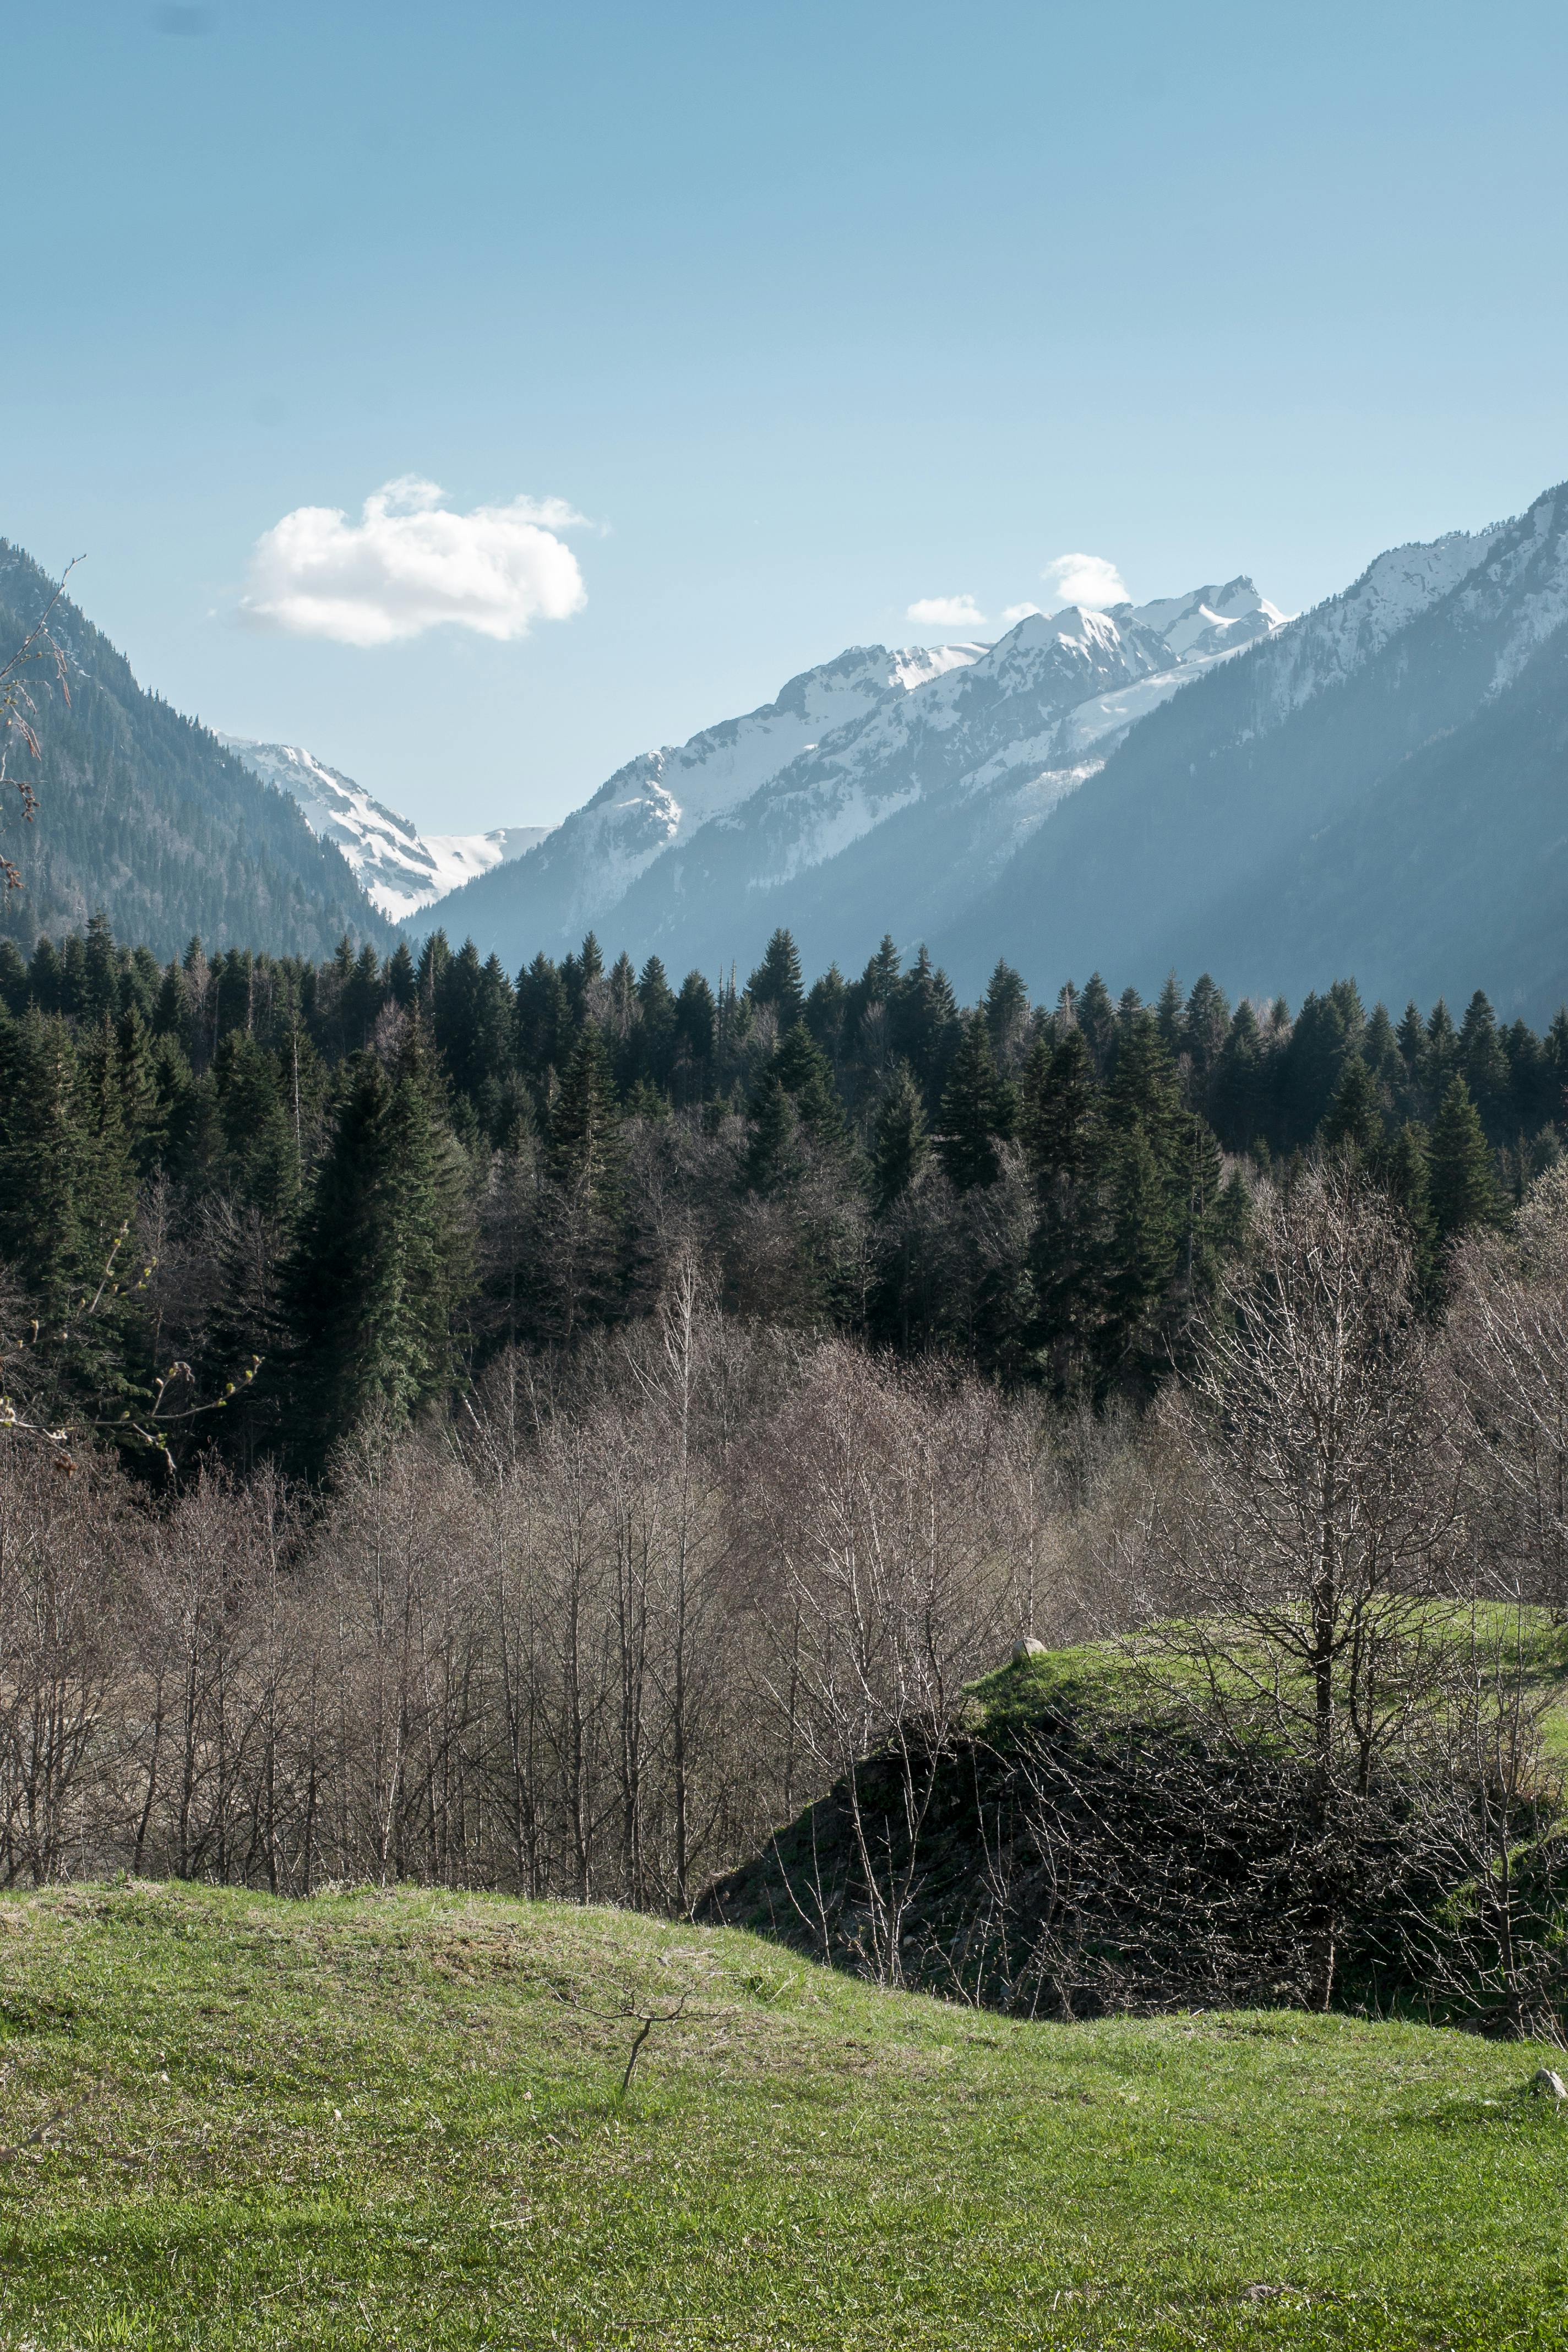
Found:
[0,917,1556,1472]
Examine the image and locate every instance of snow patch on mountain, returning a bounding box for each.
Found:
[422,640,988,946]
[220,738,549,920]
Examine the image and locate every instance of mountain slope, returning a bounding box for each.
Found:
[930,487,1568,1013]
[0,545,394,961]
[597,580,1289,979]
[219,738,549,921]
[416,582,1287,976]
[416,640,984,963]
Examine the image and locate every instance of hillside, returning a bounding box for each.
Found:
[412,585,1289,979]
[932,482,1568,1014]
[703,1623,1568,2023]
[219,737,549,919]
[2,1882,1565,2350]
[413,483,1568,1022]
[0,546,394,962]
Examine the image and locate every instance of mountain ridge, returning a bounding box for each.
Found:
[218,737,548,920]
[0,543,394,962]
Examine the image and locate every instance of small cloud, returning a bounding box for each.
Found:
[1001,602,1046,624]
[906,594,987,630]
[154,4,212,31]
[241,477,590,646]
[1042,552,1128,611]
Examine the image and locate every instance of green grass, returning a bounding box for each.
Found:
[2,1886,1568,2348]
[966,1607,1568,1756]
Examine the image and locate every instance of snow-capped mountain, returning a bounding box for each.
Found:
[933,482,1568,1014]
[418,580,1287,969]
[410,478,1568,1020]
[220,739,549,922]
[421,642,987,956]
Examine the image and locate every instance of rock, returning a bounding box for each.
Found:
[1530,2067,1567,2100]
[1011,1637,1048,1664]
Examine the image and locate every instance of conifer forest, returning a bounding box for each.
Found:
[6,914,1568,2030]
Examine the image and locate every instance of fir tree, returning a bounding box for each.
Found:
[747,929,805,1031]
[1429,1075,1499,1244]
[1379,1120,1438,1293]
[1020,1026,1099,1183]
[938,1010,1012,1191]
[870,1061,930,1213]
[282,1022,473,1469]
[983,959,1030,1070]
[1321,1054,1382,1157]
[634,956,677,1089]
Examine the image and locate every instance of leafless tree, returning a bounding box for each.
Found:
[1142,1164,1462,2006]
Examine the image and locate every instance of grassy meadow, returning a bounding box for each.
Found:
[0,1882,1566,2349]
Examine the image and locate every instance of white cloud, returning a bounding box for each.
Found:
[906,593,987,630]
[1042,552,1128,612]
[1001,601,1046,624]
[241,476,590,647]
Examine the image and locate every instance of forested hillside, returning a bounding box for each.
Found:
[0,545,394,961]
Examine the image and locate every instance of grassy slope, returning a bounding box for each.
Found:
[2,1886,1567,2350]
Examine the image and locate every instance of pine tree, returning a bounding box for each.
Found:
[938,1010,1012,1190]
[548,1022,622,1201]
[804,964,849,1065]
[386,941,417,1007]
[747,929,805,1031]
[1321,1054,1382,1157]
[634,956,677,1090]
[672,971,716,1096]
[770,1021,846,1150]
[282,1022,473,1469]
[744,1077,806,1197]
[983,959,1030,1070]
[1075,972,1116,1075]
[1155,971,1184,1058]
[870,1061,930,1212]
[1429,1075,1499,1244]
[1020,1026,1099,1182]
[892,948,961,1101]
[1379,1120,1438,1292]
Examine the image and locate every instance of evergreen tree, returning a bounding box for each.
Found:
[1379,1120,1438,1293]
[870,1061,930,1213]
[938,1010,1012,1190]
[804,963,849,1066]
[1075,972,1116,1075]
[744,1077,807,1198]
[892,948,961,1102]
[747,929,805,1031]
[1429,1075,1499,1244]
[283,1023,472,1470]
[1155,971,1184,1058]
[1321,1054,1382,1157]
[983,959,1030,1070]
[386,941,417,1007]
[1020,1026,1099,1182]
[672,971,716,1096]
[634,955,678,1090]
[548,1021,622,1200]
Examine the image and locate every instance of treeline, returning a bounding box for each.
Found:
[0,916,1553,1472]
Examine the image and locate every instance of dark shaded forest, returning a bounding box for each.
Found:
[0,915,1549,1471]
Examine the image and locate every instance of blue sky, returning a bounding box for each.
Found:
[10,0,1568,831]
